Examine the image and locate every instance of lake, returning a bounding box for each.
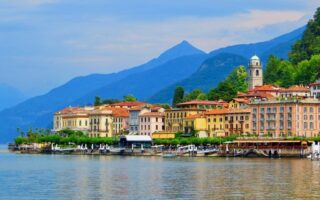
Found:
[1,146,320,200]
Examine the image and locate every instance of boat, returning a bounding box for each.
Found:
[162,153,177,158]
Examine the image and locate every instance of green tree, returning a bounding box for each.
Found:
[123,94,137,102]
[102,99,120,104]
[94,96,102,106]
[196,93,208,100]
[289,7,320,64]
[183,89,203,102]
[208,66,248,101]
[295,54,320,85]
[172,86,184,107]
[264,55,282,84]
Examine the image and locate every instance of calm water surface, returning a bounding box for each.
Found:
[1,145,320,200]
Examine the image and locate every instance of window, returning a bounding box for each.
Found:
[304,107,307,113]
[256,69,259,76]
[156,118,158,122]
[310,107,314,113]
[310,122,314,129]
[304,122,307,130]
[156,125,158,130]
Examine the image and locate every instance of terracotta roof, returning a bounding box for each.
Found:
[232,98,250,104]
[177,100,223,106]
[111,101,145,107]
[109,108,129,117]
[280,85,309,92]
[56,107,90,115]
[238,91,275,99]
[139,112,164,117]
[251,85,282,92]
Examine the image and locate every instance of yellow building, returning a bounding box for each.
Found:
[205,108,251,137]
[184,113,208,137]
[88,107,114,137]
[53,107,93,133]
[152,131,175,139]
[164,108,205,133]
[205,109,227,137]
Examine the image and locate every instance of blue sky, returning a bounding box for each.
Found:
[0,0,318,96]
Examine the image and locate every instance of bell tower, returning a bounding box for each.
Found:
[247,55,263,90]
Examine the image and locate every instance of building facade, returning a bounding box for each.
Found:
[165,108,205,133]
[310,79,320,98]
[88,108,113,137]
[250,99,320,138]
[139,112,165,136]
[53,107,92,132]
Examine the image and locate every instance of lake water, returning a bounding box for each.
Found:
[1,146,320,200]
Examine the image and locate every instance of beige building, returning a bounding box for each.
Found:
[53,107,93,133]
[250,99,320,138]
[88,107,113,137]
[247,55,263,90]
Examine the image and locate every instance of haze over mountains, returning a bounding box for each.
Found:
[0,26,305,143]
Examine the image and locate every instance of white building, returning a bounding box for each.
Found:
[310,78,320,98]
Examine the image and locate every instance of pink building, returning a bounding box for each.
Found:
[250,98,320,138]
[139,112,165,136]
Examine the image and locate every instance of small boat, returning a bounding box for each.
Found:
[162,153,177,158]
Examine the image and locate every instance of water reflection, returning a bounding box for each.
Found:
[0,153,320,200]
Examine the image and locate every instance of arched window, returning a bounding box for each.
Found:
[256,69,259,76]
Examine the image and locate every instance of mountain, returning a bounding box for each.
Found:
[209,26,305,64]
[0,84,26,111]
[74,54,207,104]
[148,53,248,103]
[0,41,205,143]
[149,26,305,103]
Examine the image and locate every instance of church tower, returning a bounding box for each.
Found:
[247,55,263,90]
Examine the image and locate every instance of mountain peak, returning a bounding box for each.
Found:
[157,40,206,62]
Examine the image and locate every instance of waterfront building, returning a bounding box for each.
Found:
[310,78,320,98]
[250,98,320,138]
[247,55,263,90]
[128,105,150,134]
[205,109,227,137]
[88,107,113,137]
[139,111,165,136]
[110,108,129,136]
[224,108,251,136]
[205,108,251,137]
[184,113,208,137]
[53,106,93,133]
[165,108,206,132]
